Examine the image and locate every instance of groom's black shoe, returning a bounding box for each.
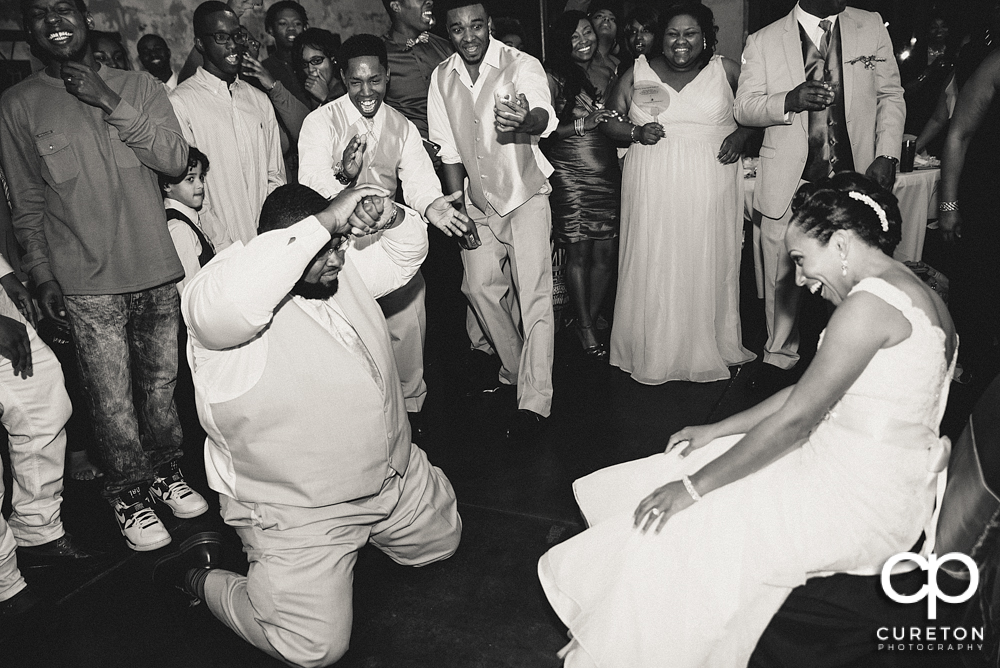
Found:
[153,531,223,604]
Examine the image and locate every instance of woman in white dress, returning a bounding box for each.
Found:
[601,2,755,383]
[538,172,958,667]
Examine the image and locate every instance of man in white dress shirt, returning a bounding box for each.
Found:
[428,0,557,441]
[170,1,285,250]
[298,34,468,440]
[160,183,461,667]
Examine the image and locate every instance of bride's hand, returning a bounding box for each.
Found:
[633,481,695,534]
[665,425,716,457]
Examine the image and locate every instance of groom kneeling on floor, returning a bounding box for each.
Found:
[154,183,462,668]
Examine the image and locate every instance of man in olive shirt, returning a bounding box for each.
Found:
[1,0,208,551]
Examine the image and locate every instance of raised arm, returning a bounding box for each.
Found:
[183,186,387,349]
[349,203,429,299]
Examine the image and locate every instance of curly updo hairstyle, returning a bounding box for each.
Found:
[789,172,903,256]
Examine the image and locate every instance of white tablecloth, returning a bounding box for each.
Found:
[744,168,940,297]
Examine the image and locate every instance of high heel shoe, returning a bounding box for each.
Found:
[575,324,608,360]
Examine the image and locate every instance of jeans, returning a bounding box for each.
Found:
[63,284,184,499]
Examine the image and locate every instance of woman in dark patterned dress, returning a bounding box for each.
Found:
[543,11,621,357]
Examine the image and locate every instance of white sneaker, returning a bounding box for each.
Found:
[149,462,209,519]
[112,487,172,552]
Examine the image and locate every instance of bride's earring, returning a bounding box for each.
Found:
[703,38,707,49]
[840,256,848,276]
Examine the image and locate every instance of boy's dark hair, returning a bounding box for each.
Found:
[265,1,308,31]
[159,146,210,194]
[338,34,388,74]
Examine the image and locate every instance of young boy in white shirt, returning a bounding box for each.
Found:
[160,147,215,294]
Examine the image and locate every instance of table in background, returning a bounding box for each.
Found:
[743,168,941,298]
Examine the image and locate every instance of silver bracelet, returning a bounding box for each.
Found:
[682,475,702,502]
[630,124,639,143]
[938,201,959,212]
[574,117,585,136]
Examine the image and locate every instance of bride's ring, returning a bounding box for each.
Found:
[648,508,662,517]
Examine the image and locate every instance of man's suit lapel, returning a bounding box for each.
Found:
[840,10,856,118]
[783,11,807,133]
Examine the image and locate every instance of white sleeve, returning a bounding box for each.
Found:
[428,67,462,165]
[398,119,444,216]
[348,205,428,299]
[514,54,558,138]
[298,108,346,199]
[182,216,331,350]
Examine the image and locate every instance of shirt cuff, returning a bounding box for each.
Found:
[0,254,14,278]
[105,97,140,135]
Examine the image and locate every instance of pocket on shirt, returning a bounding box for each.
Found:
[35,133,79,184]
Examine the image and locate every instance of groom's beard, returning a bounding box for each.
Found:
[292,278,340,301]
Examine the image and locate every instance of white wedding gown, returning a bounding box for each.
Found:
[539,278,956,667]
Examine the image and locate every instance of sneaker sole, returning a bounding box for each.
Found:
[168,502,209,520]
[125,532,172,552]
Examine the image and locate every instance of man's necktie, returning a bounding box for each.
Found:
[819,20,832,59]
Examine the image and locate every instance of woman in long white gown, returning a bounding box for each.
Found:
[538,173,959,668]
[602,3,755,383]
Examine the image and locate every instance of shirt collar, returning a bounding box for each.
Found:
[164,198,202,223]
[193,66,243,94]
[337,94,385,136]
[794,3,840,32]
[448,36,503,75]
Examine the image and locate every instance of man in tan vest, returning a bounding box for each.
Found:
[298,34,469,442]
[428,0,557,441]
[158,184,461,667]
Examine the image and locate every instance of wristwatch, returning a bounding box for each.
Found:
[877,155,899,166]
[334,161,353,186]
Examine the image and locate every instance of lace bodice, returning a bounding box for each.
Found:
[820,277,956,431]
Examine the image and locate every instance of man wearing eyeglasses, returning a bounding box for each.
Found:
[170,0,285,250]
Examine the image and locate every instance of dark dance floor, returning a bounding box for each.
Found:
[4,227,996,667]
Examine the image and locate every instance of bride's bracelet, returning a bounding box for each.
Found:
[682,475,702,502]
[630,124,640,143]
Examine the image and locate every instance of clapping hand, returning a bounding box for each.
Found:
[424,191,470,237]
[61,61,121,114]
[340,134,367,182]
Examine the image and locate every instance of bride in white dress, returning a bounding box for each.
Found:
[538,173,958,667]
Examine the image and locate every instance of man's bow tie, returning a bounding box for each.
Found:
[404,32,430,51]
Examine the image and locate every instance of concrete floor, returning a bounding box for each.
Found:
[3,226,995,668]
